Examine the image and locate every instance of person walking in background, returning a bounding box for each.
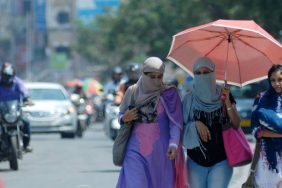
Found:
[116,57,187,188]
[72,82,87,100]
[103,66,123,94]
[251,64,282,188]
[182,57,241,188]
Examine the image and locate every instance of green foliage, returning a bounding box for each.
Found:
[74,0,282,67]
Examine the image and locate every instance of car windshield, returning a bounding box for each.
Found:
[28,88,67,100]
[229,79,269,99]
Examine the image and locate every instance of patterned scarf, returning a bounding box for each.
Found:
[252,88,282,172]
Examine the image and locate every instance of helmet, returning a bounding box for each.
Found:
[1,62,15,86]
[126,63,140,81]
[111,66,123,83]
[166,78,179,88]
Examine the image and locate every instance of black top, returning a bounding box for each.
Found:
[187,93,235,167]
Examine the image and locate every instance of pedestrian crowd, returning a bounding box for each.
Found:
[112,56,282,188]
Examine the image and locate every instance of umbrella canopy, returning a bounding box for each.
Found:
[66,79,83,88]
[167,19,282,87]
[82,78,103,96]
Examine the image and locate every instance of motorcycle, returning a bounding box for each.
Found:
[103,91,120,140]
[0,100,23,170]
[104,103,120,140]
[70,94,88,138]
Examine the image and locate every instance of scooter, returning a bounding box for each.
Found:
[70,94,88,138]
[103,91,121,140]
[105,103,120,140]
[0,100,23,170]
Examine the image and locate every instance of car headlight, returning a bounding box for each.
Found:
[55,105,76,116]
[67,106,76,114]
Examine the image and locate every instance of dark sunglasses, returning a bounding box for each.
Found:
[194,70,213,75]
[144,73,163,79]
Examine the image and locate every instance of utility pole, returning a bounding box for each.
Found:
[9,0,16,64]
[25,0,34,81]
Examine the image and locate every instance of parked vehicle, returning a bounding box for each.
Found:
[230,79,268,134]
[0,100,23,170]
[23,82,78,138]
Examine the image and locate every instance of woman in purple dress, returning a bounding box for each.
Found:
[116,57,188,188]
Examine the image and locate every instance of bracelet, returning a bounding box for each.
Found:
[227,107,232,111]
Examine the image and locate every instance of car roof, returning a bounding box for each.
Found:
[24,82,66,90]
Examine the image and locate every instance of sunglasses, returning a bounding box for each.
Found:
[194,71,213,75]
[144,73,163,79]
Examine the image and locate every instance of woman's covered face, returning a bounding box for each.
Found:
[194,66,213,75]
[142,72,163,91]
[270,70,282,94]
[144,72,163,79]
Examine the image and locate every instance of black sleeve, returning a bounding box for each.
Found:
[229,92,236,104]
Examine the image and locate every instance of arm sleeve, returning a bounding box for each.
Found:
[16,77,29,100]
[257,108,282,133]
[118,112,124,124]
[182,92,201,149]
[169,123,181,147]
[160,87,182,147]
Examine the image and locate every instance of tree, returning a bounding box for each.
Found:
[74,0,282,68]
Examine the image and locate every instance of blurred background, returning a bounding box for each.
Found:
[1,0,282,84]
[1,0,280,135]
[1,1,282,187]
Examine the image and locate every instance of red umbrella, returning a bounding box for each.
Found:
[167,19,282,87]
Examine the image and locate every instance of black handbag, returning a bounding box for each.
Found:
[112,122,132,166]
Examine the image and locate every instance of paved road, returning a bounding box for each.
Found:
[0,123,254,188]
[0,123,120,188]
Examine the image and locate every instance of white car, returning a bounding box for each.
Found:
[23,82,78,138]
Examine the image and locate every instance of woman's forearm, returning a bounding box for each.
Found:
[226,104,241,128]
[261,129,282,138]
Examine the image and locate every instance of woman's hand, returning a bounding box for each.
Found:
[222,87,241,128]
[121,108,139,123]
[195,121,211,142]
[222,87,231,105]
[167,146,177,160]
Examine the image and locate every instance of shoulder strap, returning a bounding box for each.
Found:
[250,140,261,172]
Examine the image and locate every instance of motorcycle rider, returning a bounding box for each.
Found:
[0,62,33,152]
[114,63,140,105]
[103,66,123,95]
[73,82,87,99]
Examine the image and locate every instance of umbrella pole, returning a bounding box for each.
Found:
[224,33,232,87]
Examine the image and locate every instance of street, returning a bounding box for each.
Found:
[0,123,254,188]
[0,123,120,188]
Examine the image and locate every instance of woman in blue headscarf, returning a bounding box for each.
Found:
[182,57,241,188]
[251,64,282,187]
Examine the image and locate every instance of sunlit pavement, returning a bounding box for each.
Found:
[229,134,255,188]
[0,121,254,188]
